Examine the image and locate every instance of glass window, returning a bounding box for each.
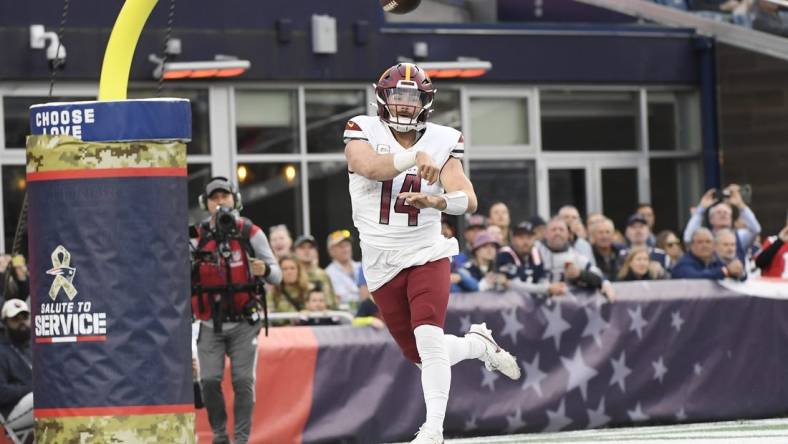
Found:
[541,91,638,151]
[236,90,299,154]
[306,90,366,153]
[650,158,702,234]
[186,163,213,225]
[2,166,26,254]
[237,162,302,237]
[307,161,358,267]
[601,168,639,229]
[3,96,93,148]
[548,168,587,217]
[470,97,529,145]
[648,91,701,152]
[469,160,537,224]
[128,89,211,155]
[432,89,461,130]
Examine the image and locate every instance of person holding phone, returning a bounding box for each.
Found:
[682,184,761,264]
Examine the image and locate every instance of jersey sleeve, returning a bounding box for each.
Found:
[450,134,464,159]
[343,117,369,144]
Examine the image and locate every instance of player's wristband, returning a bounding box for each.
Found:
[393,150,418,172]
[440,191,469,215]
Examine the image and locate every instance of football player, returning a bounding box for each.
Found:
[344,63,521,444]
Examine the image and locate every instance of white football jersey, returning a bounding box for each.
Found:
[344,115,464,291]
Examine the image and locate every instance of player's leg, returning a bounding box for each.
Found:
[371,269,421,364]
[408,258,451,439]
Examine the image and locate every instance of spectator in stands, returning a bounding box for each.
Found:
[353,271,384,329]
[324,229,362,309]
[624,213,671,271]
[672,228,745,280]
[617,246,669,281]
[457,232,501,292]
[656,230,684,268]
[497,221,565,296]
[1,255,29,302]
[441,215,457,240]
[298,288,341,326]
[715,229,739,264]
[454,214,486,269]
[537,218,615,299]
[269,224,294,259]
[528,215,547,242]
[486,225,505,245]
[636,203,657,246]
[586,212,606,243]
[754,222,788,278]
[0,299,32,436]
[591,218,626,280]
[267,256,311,313]
[752,0,788,37]
[683,185,761,264]
[293,235,337,308]
[558,205,596,265]
[488,201,511,245]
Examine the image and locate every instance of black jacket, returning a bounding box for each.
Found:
[0,334,32,418]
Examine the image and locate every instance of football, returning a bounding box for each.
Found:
[381,0,421,15]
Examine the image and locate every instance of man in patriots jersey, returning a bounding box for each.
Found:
[343,63,521,444]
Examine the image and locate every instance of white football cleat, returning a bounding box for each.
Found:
[410,426,443,444]
[468,322,522,380]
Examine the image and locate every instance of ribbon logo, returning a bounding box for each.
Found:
[46,245,78,301]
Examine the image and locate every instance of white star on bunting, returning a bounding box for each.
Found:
[627,305,648,340]
[541,302,571,349]
[609,351,632,393]
[652,357,668,384]
[505,407,527,433]
[501,308,524,345]
[561,347,598,401]
[671,310,684,332]
[582,306,609,348]
[586,397,611,429]
[543,399,573,432]
[521,354,548,397]
[627,403,650,422]
[481,366,499,392]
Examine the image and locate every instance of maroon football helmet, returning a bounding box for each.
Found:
[374,63,436,133]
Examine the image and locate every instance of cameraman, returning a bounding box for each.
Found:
[192,177,281,444]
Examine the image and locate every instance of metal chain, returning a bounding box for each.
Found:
[157,0,177,96]
[48,0,70,97]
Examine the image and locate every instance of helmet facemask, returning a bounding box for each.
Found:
[378,81,434,133]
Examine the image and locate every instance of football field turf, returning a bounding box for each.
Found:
[430,418,788,443]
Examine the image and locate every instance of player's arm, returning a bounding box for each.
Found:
[399,157,477,214]
[344,140,440,184]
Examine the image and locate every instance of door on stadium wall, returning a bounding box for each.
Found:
[537,155,648,229]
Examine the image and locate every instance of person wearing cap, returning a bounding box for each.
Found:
[191,176,282,444]
[325,229,363,309]
[456,232,501,292]
[0,299,33,434]
[293,234,337,309]
[635,203,657,246]
[537,218,615,300]
[496,222,564,296]
[453,214,487,271]
[621,213,670,273]
[527,215,547,242]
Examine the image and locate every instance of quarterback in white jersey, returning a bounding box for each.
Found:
[343,63,521,444]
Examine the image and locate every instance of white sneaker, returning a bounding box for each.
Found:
[468,322,522,380]
[410,426,443,444]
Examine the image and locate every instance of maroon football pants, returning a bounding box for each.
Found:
[371,258,450,364]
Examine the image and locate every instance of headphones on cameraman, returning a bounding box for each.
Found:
[198,176,243,211]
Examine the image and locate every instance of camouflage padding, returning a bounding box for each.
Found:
[35,412,195,444]
[26,135,186,173]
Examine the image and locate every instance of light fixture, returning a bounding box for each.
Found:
[418,60,492,79]
[237,165,248,182]
[149,40,251,80]
[284,165,297,183]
